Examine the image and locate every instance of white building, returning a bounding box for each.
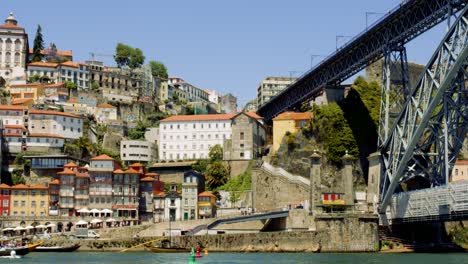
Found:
[256,76,296,108]
[26,61,90,90]
[0,105,26,126]
[159,114,233,161]
[164,183,181,221]
[120,140,154,164]
[95,103,117,123]
[0,13,28,84]
[29,110,83,139]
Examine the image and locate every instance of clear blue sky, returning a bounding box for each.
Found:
[2,0,446,106]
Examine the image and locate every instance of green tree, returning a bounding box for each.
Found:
[91,81,100,91]
[31,25,44,62]
[205,161,229,190]
[192,159,209,174]
[12,170,25,185]
[149,61,168,78]
[29,74,41,83]
[209,144,223,162]
[114,43,132,68]
[128,48,145,69]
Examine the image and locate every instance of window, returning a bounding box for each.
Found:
[40,201,45,207]
[21,200,26,206]
[3,200,8,207]
[240,132,244,140]
[240,144,244,148]
[240,152,244,158]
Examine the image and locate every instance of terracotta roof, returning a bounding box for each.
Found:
[28,133,65,139]
[273,111,313,121]
[67,98,78,104]
[145,173,159,177]
[0,105,27,111]
[57,169,76,175]
[9,83,41,88]
[28,49,73,57]
[76,172,89,178]
[64,162,78,167]
[60,61,79,68]
[91,154,114,161]
[29,184,48,190]
[27,62,59,68]
[0,24,24,29]
[244,112,262,119]
[113,169,124,174]
[130,163,144,167]
[11,184,29,189]
[124,168,140,174]
[456,160,468,165]
[29,110,82,118]
[161,114,236,122]
[4,125,26,130]
[97,103,116,109]
[153,191,166,197]
[0,183,11,189]
[198,191,216,198]
[140,176,154,182]
[2,133,21,137]
[44,83,65,88]
[11,98,34,105]
[49,179,60,185]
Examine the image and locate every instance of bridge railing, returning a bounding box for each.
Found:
[390,180,468,219]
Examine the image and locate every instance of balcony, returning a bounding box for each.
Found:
[89,191,112,196]
[60,203,74,209]
[59,192,74,197]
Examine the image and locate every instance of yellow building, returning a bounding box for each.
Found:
[198,191,217,219]
[452,160,468,182]
[10,184,49,217]
[272,111,313,153]
[7,83,44,102]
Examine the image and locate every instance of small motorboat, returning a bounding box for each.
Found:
[0,246,30,256]
[35,244,81,252]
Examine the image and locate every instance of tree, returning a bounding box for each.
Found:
[29,74,41,83]
[149,61,168,79]
[205,161,229,190]
[114,43,132,68]
[128,48,145,69]
[91,81,100,91]
[192,159,209,174]
[64,81,77,90]
[209,144,223,162]
[31,25,44,62]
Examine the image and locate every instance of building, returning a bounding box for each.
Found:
[0,13,28,84]
[95,103,117,123]
[198,191,217,219]
[224,112,265,160]
[272,111,313,153]
[164,182,181,221]
[7,83,44,102]
[181,170,205,221]
[120,140,154,165]
[88,154,120,213]
[48,179,59,216]
[112,168,140,220]
[153,190,165,223]
[28,48,73,62]
[159,114,233,161]
[63,94,97,116]
[0,183,11,216]
[57,168,76,216]
[220,93,237,114]
[26,155,85,178]
[26,61,89,90]
[9,184,48,217]
[243,100,258,112]
[256,77,296,108]
[452,160,468,182]
[29,110,83,139]
[139,176,155,221]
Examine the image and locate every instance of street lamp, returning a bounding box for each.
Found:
[365,12,386,29]
[336,35,353,50]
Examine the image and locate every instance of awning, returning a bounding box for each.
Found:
[46,223,56,228]
[105,218,116,222]
[76,220,88,226]
[90,219,103,224]
[2,227,13,231]
[90,209,101,214]
[14,226,25,231]
[101,209,113,214]
[77,208,91,213]
[25,226,34,230]
[35,225,46,228]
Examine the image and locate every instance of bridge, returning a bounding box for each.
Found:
[257,0,468,225]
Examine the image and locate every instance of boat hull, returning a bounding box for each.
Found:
[147,246,188,253]
[35,244,81,252]
[0,247,30,256]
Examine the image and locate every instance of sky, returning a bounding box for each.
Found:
[1,0,448,107]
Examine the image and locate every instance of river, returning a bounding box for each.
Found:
[8,252,467,264]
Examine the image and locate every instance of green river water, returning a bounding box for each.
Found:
[5,252,467,264]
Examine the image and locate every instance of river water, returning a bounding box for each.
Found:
[8,252,467,264]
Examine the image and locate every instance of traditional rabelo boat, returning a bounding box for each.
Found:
[146,239,187,253]
[35,243,81,252]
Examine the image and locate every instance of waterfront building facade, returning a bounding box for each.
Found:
[181,170,205,221]
[198,191,217,219]
[0,184,11,216]
[10,184,49,217]
[224,112,265,160]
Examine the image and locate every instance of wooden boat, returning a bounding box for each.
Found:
[0,246,30,256]
[35,244,81,252]
[145,239,187,253]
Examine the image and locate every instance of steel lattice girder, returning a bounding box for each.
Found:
[379,6,468,213]
[378,47,412,147]
[258,0,466,121]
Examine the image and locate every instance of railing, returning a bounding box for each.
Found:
[261,162,310,187]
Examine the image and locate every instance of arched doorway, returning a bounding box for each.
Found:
[57,222,63,232]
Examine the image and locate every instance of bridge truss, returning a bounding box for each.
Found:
[257,0,466,122]
[379,5,468,215]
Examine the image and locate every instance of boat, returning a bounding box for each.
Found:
[146,239,188,253]
[0,246,30,256]
[35,244,81,252]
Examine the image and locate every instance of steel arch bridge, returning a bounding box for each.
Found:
[256,0,468,222]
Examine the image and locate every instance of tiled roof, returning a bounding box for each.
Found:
[0,105,27,111]
[273,111,313,121]
[0,183,11,189]
[9,83,41,87]
[11,184,29,189]
[130,163,144,167]
[2,133,21,137]
[0,24,24,29]
[140,176,154,182]
[57,169,76,175]
[28,49,73,57]
[11,98,34,105]
[29,184,48,190]
[60,61,79,68]
[49,179,60,185]
[198,191,216,198]
[124,168,140,174]
[244,112,262,119]
[456,160,468,165]
[29,110,82,118]
[97,103,116,109]
[76,172,89,178]
[64,162,78,167]
[145,173,159,177]
[113,169,124,174]
[28,133,65,139]
[27,62,59,68]
[4,125,26,130]
[161,114,236,122]
[91,154,114,161]
[44,83,65,88]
